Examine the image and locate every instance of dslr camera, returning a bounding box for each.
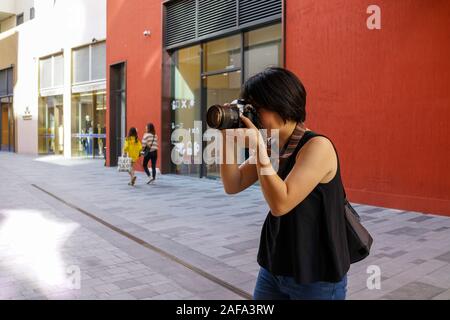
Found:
[206,99,260,130]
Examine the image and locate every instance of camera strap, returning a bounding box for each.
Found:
[280,122,307,159]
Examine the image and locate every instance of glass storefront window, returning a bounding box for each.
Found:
[204,71,242,178]
[91,42,106,81]
[72,42,106,84]
[244,24,282,81]
[203,34,241,72]
[53,54,64,87]
[169,23,282,178]
[38,95,64,154]
[39,58,52,89]
[71,91,106,158]
[73,46,90,83]
[171,45,202,176]
[39,54,64,89]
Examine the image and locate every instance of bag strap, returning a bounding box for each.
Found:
[149,135,155,150]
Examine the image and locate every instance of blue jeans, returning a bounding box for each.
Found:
[253,267,347,300]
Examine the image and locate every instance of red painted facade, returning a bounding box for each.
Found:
[107,0,450,216]
[285,0,450,215]
[106,0,163,169]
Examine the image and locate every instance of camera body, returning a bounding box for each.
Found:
[206,99,260,130]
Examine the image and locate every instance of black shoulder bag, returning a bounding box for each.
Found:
[343,190,374,263]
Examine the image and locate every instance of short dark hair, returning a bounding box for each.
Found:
[241,67,307,123]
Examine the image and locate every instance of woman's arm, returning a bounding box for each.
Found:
[220,130,258,194]
[239,116,336,216]
[257,137,336,216]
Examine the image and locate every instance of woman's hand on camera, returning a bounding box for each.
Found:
[240,115,271,168]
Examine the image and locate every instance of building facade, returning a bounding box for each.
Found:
[0,0,106,158]
[106,0,450,216]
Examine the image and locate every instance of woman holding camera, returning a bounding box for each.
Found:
[220,67,350,300]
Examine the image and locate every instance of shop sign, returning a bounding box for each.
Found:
[22,107,32,120]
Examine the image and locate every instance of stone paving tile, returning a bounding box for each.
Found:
[380,282,446,300]
[434,251,450,263]
[1,153,450,300]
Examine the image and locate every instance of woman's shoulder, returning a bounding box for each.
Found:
[296,132,336,160]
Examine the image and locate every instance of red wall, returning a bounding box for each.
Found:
[106,0,163,168]
[107,0,450,216]
[286,0,450,215]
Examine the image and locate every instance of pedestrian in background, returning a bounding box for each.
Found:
[142,123,158,184]
[123,127,142,186]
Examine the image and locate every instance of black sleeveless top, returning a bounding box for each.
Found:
[257,130,351,284]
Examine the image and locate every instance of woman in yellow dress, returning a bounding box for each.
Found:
[123,127,142,186]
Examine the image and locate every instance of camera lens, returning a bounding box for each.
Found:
[206,105,240,129]
[206,105,224,129]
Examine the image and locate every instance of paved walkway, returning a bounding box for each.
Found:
[0,153,449,300]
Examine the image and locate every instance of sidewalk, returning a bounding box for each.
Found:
[1,153,450,300]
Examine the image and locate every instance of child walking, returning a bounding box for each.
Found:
[123,127,142,186]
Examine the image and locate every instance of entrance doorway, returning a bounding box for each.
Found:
[109,62,126,166]
[38,95,64,154]
[0,97,14,152]
[204,71,241,178]
[71,92,106,158]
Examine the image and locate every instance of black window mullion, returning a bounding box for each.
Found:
[240,32,245,86]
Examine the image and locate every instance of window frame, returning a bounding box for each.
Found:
[39,53,64,90]
[72,41,106,85]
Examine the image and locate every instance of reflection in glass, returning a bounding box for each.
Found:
[72,46,90,83]
[38,95,64,154]
[39,57,52,89]
[40,54,64,89]
[244,24,282,81]
[204,71,241,178]
[171,45,202,176]
[73,42,106,84]
[169,23,282,179]
[71,92,106,158]
[53,54,64,87]
[92,42,106,81]
[203,34,241,73]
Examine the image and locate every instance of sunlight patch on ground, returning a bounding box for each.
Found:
[0,209,79,294]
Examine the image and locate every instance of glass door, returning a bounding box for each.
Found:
[71,91,106,158]
[38,95,63,154]
[93,92,106,158]
[203,71,241,178]
[201,34,242,178]
[170,45,202,177]
[1,101,14,152]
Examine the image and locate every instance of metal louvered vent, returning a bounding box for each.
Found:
[165,0,196,48]
[239,0,282,26]
[164,0,282,49]
[198,0,237,38]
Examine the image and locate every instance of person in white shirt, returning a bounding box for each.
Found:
[142,123,158,184]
